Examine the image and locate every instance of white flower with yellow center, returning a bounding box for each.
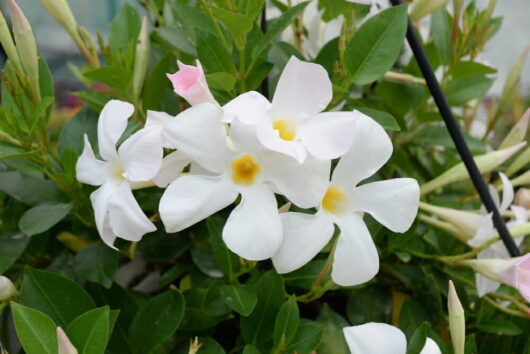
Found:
[76,100,161,248]
[223,56,356,163]
[159,103,330,260]
[272,112,420,286]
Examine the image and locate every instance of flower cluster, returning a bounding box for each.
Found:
[76,56,420,286]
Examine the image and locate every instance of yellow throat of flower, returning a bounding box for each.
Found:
[231,154,260,186]
[273,119,296,141]
[322,185,349,215]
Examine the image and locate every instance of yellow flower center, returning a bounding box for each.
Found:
[322,185,349,215]
[113,166,126,180]
[231,154,260,186]
[273,119,296,141]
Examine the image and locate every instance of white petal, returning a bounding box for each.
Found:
[499,172,514,213]
[343,323,406,354]
[153,151,191,187]
[163,103,230,173]
[90,183,118,248]
[256,122,308,163]
[476,248,501,296]
[511,205,528,225]
[468,213,494,248]
[272,56,332,120]
[332,111,392,187]
[272,211,334,273]
[144,110,174,148]
[350,178,420,233]
[420,338,441,354]
[222,91,271,124]
[98,100,135,161]
[265,153,330,208]
[108,181,156,242]
[223,185,282,260]
[332,213,379,286]
[299,112,356,160]
[118,127,164,182]
[76,135,109,186]
[159,175,238,233]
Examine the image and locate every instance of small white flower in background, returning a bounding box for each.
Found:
[343,322,441,354]
[76,100,160,248]
[223,56,356,163]
[159,103,330,261]
[166,60,218,107]
[57,327,78,354]
[0,276,17,301]
[272,112,420,286]
[467,173,527,297]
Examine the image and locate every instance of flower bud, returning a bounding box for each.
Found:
[409,0,450,21]
[499,108,530,150]
[0,8,23,72]
[38,0,77,37]
[132,17,149,100]
[514,188,530,209]
[448,280,465,354]
[7,0,40,100]
[57,327,78,354]
[0,276,17,301]
[166,60,217,107]
[419,202,482,241]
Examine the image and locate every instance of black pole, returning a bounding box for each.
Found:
[260,5,269,98]
[389,0,520,257]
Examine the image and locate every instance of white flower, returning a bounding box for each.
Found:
[76,100,160,248]
[272,112,420,286]
[159,103,330,260]
[223,56,356,163]
[343,322,441,354]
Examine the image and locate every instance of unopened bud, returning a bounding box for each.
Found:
[499,108,530,150]
[0,9,23,72]
[7,0,40,100]
[57,327,78,354]
[514,188,530,209]
[0,276,17,301]
[419,202,482,241]
[38,0,77,37]
[188,337,202,354]
[409,0,450,21]
[448,281,465,354]
[132,17,149,100]
[167,60,217,107]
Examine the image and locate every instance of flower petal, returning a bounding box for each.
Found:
[476,248,501,297]
[272,211,334,273]
[299,112,356,160]
[468,213,494,248]
[343,323,406,354]
[98,100,135,161]
[511,205,528,225]
[76,135,109,186]
[256,122,308,163]
[160,175,238,233]
[264,153,330,208]
[272,56,332,120]
[332,111,392,186]
[107,182,156,243]
[153,151,191,187]
[90,183,118,248]
[118,127,164,182]
[223,185,282,260]
[350,178,420,233]
[499,172,514,213]
[145,110,174,148]
[163,103,230,173]
[222,91,271,124]
[420,338,442,354]
[332,213,379,286]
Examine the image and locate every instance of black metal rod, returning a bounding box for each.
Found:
[389,0,520,257]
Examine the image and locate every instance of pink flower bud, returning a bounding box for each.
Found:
[499,253,530,302]
[166,60,217,107]
[57,327,78,354]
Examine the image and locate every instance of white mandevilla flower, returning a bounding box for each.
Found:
[467,173,527,297]
[223,56,356,163]
[343,322,441,354]
[76,100,161,248]
[159,103,330,260]
[272,112,420,286]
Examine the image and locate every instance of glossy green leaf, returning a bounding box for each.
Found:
[273,296,300,348]
[346,286,392,325]
[431,8,452,65]
[406,322,429,354]
[445,75,494,106]
[0,171,64,206]
[345,4,408,85]
[197,33,235,74]
[354,107,401,131]
[478,318,523,336]
[109,3,141,53]
[0,233,29,274]
[284,320,324,352]
[316,305,349,354]
[206,72,236,92]
[66,307,111,354]
[207,216,240,279]
[219,284,257,316]
[57,107,98,156]
[74,242,119,289]
[11,302,58,354]
[19,202,73,236]
[84,67,133,91]
[210,6,253,39]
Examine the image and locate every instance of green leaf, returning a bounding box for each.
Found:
[58,107,98,156]
[38,55,54,121]
[206,72,236,92]
[196,337,226,353]
[445,75,494,106]
[346,285,392,325]
[191,247,224,278]
[242,345,261,354]
[109,3,141,54]
[207,216,240,279]
[197,33,235,74]
[129,289,185,354]
[0,171,64,206]
[20,267,96,328]
[251,2,310,60]
[73,91,114,112]
[84,67,133,91]
[239,0,265,20]
[219,284,257,316]
[142,53,178,112]
[283,260,331,290]
[399,298,432,338]
[316,305,349,354]
[29,96,54,133]
[448,61,497,81]
[406,322,429,354]
[0,233,29,274]
[11,302,58,354]
[19,202,73,236]
[478,317,523,336]
[345,4,408,85]
[181,288,226,331]
[354,107,401,131]
[284,320,324,352]
[273,296,300,348]
[431,8,452,65]
[241,270,285,345]
[210,6,253,39]
[74,242,119,289]
[67,307,111,354]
